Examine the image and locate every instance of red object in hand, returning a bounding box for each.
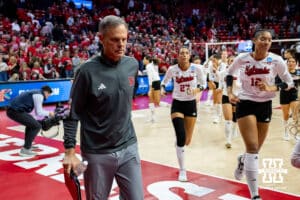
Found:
[63,167,82,200]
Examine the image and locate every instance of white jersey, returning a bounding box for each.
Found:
[162,64,206,101]
[201,60,210,77]
[218,68,228,95]
[227,52,294,102]
[146,62,160,85]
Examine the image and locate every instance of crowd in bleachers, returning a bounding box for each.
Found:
[0,0,299,81]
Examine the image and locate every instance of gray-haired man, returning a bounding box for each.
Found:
[63,15,144,200]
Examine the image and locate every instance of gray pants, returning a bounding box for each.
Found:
[82,143,144,200]
[6,108,41,149]
[291,139,300,168]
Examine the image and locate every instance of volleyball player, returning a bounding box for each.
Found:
[202,56,214,106]
[161,46,206,182]
[144,56,167,122]
[226,29,294,200]
[290,43,300,169]
[218,55,239,148]
[192,56,205,121]
[279,56,299,140]
[208,54,226,123]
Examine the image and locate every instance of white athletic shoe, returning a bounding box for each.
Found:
[178,170,188,182]
[283,131,290,141]
[146,116,156,123]
[213,117,220,124]
[205,101,213,106]
[159,101,170,107]
[234,154,245,180]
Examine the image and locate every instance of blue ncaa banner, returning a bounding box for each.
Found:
[135,75,173,95]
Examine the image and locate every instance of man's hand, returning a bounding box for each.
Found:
[63,148,81,175]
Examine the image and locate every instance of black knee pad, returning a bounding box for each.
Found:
[172,117,185,147]
[232,112,236,122]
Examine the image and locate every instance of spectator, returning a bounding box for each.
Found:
[19,61,31,80]
[43,58,59,79]
[71,49,81,74]
[7,55,20,81]
[31,61,45,80]
[59,48,73,78]
[0,54,8,81]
